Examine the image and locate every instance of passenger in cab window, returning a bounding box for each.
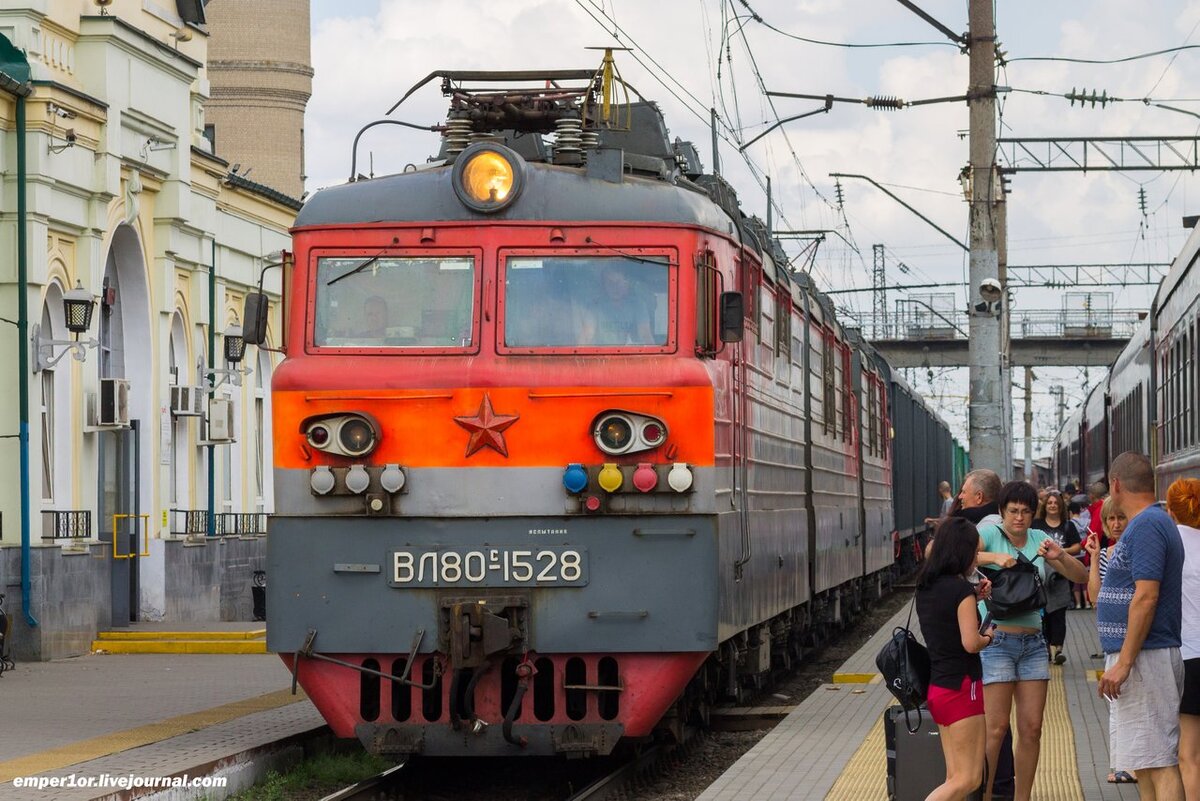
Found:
[579,265,656,346]
[1167,477,1200,801]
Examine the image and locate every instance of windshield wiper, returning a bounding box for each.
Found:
[326,250,387,286]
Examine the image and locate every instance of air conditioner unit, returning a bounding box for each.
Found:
[207,398,234,441]
[87,378,131,428]
[170,385,205,417]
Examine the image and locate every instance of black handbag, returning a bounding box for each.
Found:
[986,533,1047,619]
[876,597,931,733]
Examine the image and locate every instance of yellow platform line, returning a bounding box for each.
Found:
[91,639,267,654]
[0,688,307,784]
[831,672,881,684]
[824,666,1084,800]
[96,629,266,641]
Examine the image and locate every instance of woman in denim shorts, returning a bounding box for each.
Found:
[976,482,1090,801]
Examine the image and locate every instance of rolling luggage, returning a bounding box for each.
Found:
[885,705,984,801]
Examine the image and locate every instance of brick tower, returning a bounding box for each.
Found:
[205,0,313,199]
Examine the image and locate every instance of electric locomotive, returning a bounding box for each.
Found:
[243,66,949,758]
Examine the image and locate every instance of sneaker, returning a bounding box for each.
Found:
[1054,652,1067,665]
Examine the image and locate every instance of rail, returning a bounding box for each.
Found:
[317,762,408,801]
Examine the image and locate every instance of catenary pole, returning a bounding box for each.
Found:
[967,0,1007,474]
[1024,367,1034,484]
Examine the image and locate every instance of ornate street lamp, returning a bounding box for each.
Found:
[32,281,99,372]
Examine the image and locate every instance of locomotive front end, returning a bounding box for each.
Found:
[262,133,737,755]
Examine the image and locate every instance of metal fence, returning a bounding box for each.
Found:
[215,513,268,536]
[169,509,210,537]
[873,304,1143,342]
[169,510,269,537]
[41,510,92,539]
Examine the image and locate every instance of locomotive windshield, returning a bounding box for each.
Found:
[502,256,670,349]
[312,256,475,348]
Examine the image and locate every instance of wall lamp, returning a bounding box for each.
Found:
[32,282,99,372]
[204,323,253,390]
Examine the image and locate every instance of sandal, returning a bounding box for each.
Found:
[1107,771,1137,784]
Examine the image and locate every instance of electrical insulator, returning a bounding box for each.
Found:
[865,95,904,110]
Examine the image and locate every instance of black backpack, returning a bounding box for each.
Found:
[876,597,931,732]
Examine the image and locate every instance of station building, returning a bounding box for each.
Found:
[0,0,311,660]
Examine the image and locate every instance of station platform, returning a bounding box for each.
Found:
[0,651,324,800]
[697,602,1138,801]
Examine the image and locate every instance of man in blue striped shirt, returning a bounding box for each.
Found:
[1097,451,1186,800]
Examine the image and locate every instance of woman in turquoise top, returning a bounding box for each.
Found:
[976,481,1090,801]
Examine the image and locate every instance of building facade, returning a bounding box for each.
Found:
[0,0,309,660]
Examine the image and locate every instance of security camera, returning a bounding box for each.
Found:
[64,129,77,144]
[979,277,1002,302]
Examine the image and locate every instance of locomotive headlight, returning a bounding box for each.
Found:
[302,413,380,458]
[452,144,524,213]
[339,418,377,457]
[596,415,634,453]
[592,410,668,456]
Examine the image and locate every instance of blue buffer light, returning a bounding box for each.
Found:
[562,463,588,494]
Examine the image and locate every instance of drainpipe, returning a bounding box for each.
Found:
[208,238,215,535]
[1,39,37,627]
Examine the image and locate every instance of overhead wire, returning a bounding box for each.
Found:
[1007,43,1200,65]
[733,0,960,50]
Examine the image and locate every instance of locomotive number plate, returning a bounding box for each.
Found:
[389,547,589,588]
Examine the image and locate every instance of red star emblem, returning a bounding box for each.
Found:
[453,394,520,457]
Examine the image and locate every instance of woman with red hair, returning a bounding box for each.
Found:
[1168,477,1200,801]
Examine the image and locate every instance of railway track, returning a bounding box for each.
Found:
[316,761,409,801]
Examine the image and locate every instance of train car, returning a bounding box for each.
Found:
[1081,381,1109,490]
[1154,223,1200,491]
[869,357,954,543]
[245,68,944,759]
[1107,316,1151,466]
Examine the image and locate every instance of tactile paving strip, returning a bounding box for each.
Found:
[824,667,1085,800]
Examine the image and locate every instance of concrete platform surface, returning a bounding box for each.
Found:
[697,600,1120,801]
[0,651,325,801]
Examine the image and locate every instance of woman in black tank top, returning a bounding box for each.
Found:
[916,517,997,801]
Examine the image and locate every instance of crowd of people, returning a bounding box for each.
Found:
[912,454,1200,801]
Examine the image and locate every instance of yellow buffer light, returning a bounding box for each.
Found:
[598,463,624,493]
[462,151,514,203]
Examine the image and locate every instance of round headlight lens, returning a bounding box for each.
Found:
[452,144,524,213]
[339,417,377,456]
[462,151,514,204]
[596,415,633,453]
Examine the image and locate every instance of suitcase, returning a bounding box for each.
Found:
[885,705,984,801]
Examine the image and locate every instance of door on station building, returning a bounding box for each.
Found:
[98,420,140,626]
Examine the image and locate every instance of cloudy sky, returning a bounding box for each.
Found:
[305,0,1200,461]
